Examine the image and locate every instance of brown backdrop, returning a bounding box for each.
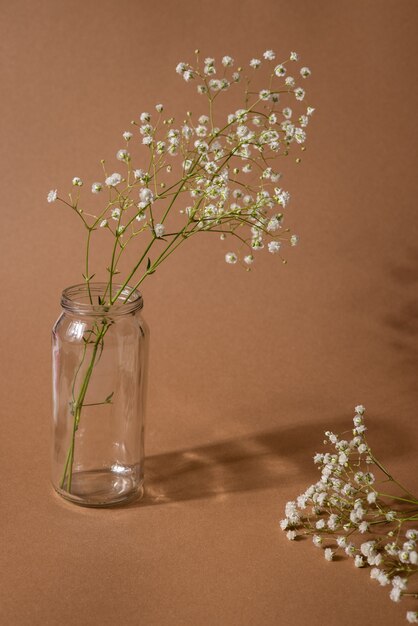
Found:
[1,1,418,624]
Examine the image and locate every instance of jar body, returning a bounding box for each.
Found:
[51,284,149,507]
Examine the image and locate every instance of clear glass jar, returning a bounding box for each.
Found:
[51,283,149,507]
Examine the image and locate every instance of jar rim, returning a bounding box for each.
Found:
[61,283,143,316]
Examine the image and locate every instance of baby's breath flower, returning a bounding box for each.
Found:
[274,64,286,77]
[222,55,234,67]
[155,104,164,112]
[91,182,102,194]
[111,208,121,220]
[116,149,130,162]
[72,177,83,186]
[286,530,297,541]
[367,491,377,504]
[105,173,122,187]
[154,223,165,238]
[263,50,275,60]
[354,555,366,568]
[324,548,334,561]
[123,131,133,141]
[290,51,299,61]
[225,252,238,264]
[249,58,261,69]
[99,219,107,228]
[139,188,154,205]
[244,255,254,265]
[390,587,402,603]
[294,87,306,101]
[259,89,271,101]
[268,241,281,254]
[407,612,418,623]
[47,189,57,203]
[281,405,418,622]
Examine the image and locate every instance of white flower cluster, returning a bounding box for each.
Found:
[280,406,418,623]
[47,50,314,299]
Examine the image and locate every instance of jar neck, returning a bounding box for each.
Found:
[61,283,143,317]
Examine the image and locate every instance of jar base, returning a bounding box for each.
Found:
[53,468,144,508]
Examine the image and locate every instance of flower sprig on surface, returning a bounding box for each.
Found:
[281,406,418,623]
[47,49,314,304]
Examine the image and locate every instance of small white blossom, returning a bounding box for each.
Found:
[139,188,154,205]
[155,104,164,112]
[249,58,261,69]
[274,64,286,77]
[378,572,390,586]
[290,51,299,61]
[123,131,133,141]
[222,55,234,67]
[392,576,407,590]
[390,587,402,603]
[324,548,334,561]
[72,177,83,186]
[300,67,311,78]
[286,530,296,541]
[225,252,238,264]
[354,555,365,568]
[366,491,377,505]
[105,173,122,187]
[294,87,306,101]
[116,149,130,161]
[91,182,102,193]
[111,208,121,220]
[268,241,281,254]
[244,255,254,265]
[99,219,107,228]
[259,89,271,101]
[263,50,275,60]
[154,223,165,238]
[47,189,57,203]
[407,612,418,623]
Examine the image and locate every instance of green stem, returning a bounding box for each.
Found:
[60,322,109,492]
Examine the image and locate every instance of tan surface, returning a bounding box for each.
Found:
[1,0,418,624]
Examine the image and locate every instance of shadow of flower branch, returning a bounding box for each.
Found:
[131,413,414,507]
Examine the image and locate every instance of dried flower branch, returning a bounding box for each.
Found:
[281,406,418,623]
[48,49,314,305]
